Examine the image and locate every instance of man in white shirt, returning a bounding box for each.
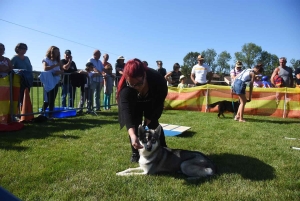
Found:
[190,55,212,86]
[88,50,104,111]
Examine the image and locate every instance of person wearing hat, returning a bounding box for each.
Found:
[156,60,166,77]
[230,61,243,86]
[115,56,125,87]
[88,50,105,111]
[177,75,188,89]
[61,49,78,108]
[253,74,263,87]
[190,55,212,86]
[165,63,182,87]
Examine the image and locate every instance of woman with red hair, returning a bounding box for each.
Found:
[117,58,168,162]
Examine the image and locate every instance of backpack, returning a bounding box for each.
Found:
[273,75,283,87]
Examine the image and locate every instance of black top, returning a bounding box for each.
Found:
[118,68,168,130]
[170,71,182,86]
[295,68,300,85]
[115,63,125,77]
[157,68,167,77]
[61,59,77,84]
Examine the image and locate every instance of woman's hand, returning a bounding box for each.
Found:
[130,135,143,150]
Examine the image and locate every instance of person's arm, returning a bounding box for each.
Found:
[62,57,72,70]
[164,71,172,83]
[27,57,33,72]
[190,73,196,84]
[0,58,13,72]
[296,70,300,80]
[207,71,213,84]
[43,60,60,71]
[53,61,64,75]
[289,69,294,87]
[248,72,255,101]
[270,68,279,86]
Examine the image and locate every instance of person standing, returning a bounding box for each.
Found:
[102,53,111,67]
[230,61,243,86]
[156,60,166,77]
[88,50,104,111]
[115,56,125,86]
[0,43,12,78]
[165,63,182,87]
[232,64,264,122]
[295,62,300,88]
[61,50,77,108]
[270,57,294,88]
[103,64,114,110]
[11,43,33,109]
[11,43,32,72]
[41,46,64,120]
[117,58,168,163]
[190,55,212,86]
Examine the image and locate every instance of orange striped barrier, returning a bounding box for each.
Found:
[0,74,21,123]
[164,85,300,118]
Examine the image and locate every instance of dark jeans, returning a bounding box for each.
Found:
[61,83,76,108]
[42,84,59,118]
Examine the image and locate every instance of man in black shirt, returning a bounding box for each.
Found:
[61,50,78,107]
[156,60,166,77]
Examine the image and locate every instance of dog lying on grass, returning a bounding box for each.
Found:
[208,100,239,118]
[116,125,216,179]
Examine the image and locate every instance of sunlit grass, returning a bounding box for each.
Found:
[1,108,299,200]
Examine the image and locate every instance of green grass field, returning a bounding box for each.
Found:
[1,107,300,200]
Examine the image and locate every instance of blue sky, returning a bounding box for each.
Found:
[1,0,299,72]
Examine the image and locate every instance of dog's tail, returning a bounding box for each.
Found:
[208,101,220,108]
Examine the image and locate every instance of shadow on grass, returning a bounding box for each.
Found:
[155,152,275,185]
[183,153,275,185]
[175,131,197,138]
[0,117,117,151]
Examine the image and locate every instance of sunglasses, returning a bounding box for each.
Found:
[126,77,144,88]
[19,47,27,50]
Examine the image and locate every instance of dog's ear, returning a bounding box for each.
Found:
[154,125,162,137]
[138,125,145,138]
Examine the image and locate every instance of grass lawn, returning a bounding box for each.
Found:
[0,108,299,200]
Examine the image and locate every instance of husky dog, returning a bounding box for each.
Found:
[208,100,240,118]
[116,125,216,179]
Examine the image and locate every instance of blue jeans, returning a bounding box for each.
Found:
[91,81,103,110]
[103,93,111,109]
[61,83,76,108]
[233,79,246,95]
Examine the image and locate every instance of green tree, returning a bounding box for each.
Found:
[180,64,191,77]
[217,51,231,74]
[257,51,279,76]
[290,59,300,70]
[235,43,262,68]
[201,49,217,72]
[183,51,200,74]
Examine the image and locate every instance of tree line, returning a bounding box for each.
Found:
[180,42,300,78]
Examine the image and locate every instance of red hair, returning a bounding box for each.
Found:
[117,58,148,98]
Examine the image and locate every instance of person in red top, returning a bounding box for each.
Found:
[102,53,111,68]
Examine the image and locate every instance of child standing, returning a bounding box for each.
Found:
[177,75,188,89]
[103,64,114,110]
[78,62,100,114]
